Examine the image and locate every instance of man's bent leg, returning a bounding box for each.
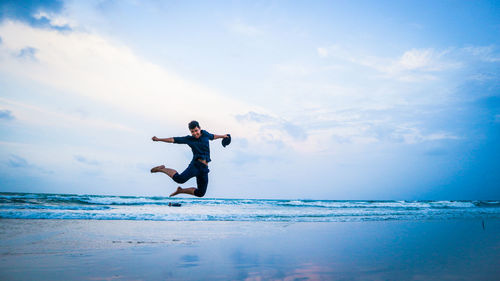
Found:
[171,163,198,184]
[151,165,178,178]
[193,173,208,197]
[153,163,199,197]
[169,187,196,197]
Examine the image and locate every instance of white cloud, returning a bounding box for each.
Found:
[33,11,77,29]
[463,46,500,62]
[359,48,461,78]
[317,47,329,58]
[235,111,307,141]
[0,20,309,153]
[228,20,262,36]
[0,97,135,132]
[468,73,496,82]
[0,21,474,167]
[0,21,245,127]
[274,63,311,76]
[0,108,15,120]
[397,48,461,72]
[392,125,459,144]
[398,49,434,70]
[316,45,462,81]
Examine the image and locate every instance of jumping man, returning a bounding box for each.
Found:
[150,120,230,197]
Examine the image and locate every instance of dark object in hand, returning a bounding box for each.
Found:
[222,134,231,147]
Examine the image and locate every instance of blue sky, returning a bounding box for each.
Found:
[0,0,499,199]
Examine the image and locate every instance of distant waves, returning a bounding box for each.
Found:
[1,192,499,222]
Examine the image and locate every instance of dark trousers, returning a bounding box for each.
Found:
[172,161,209,197]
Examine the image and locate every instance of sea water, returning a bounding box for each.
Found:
[1,192,499,222]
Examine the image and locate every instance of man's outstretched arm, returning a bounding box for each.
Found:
[152,136,174,143]
[212,134,229,140]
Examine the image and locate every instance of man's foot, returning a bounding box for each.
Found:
[150,165,165,173]
[170,186,182,197]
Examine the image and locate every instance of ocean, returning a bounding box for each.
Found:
[1,192,499,222]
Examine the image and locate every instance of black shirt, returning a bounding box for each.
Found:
[173,130,215,163]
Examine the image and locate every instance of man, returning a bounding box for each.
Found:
[150,120,230,197]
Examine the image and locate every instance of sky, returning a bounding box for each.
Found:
[0,0,499,199]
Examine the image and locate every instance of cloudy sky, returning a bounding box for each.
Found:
[0,0,499,199]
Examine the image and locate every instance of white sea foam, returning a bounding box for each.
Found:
[1,193,499,222]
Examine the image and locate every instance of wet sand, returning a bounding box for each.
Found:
[1,219,499,280]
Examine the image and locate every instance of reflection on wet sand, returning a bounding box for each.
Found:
[244,263,336,281]
[1,220,499,280]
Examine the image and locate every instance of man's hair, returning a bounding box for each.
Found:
[188,120,200,130]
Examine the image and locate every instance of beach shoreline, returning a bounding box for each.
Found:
[1,218,499,280]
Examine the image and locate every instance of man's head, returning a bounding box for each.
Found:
[188,120,201,139]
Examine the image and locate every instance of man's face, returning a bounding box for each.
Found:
[190,127,201,139]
